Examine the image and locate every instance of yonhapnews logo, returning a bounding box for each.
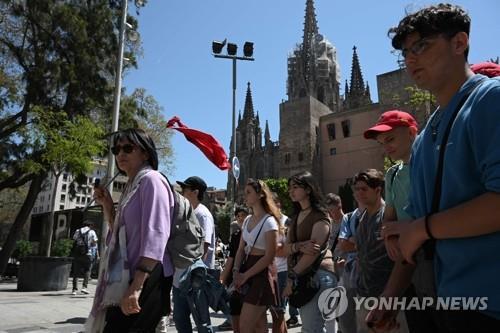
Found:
[318,286,348,321]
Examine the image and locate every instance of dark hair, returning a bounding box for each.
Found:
[246,178,283,232]
[325,193,342,207]
[113,128,158,172]
[234,206,249,217]
[353,169,385,189]
[389,3,471,59]
[288,171,327,216]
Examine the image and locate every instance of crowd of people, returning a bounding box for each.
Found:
[81,3,500,333]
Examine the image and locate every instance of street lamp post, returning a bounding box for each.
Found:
[101,0,128,252]
[212,40,254,203]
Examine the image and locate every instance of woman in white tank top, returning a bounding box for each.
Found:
[233,178,281,333]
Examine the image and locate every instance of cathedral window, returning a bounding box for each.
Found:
[298,152,304,161]
[341,120,351,138]
[284,153,291,164]
[327,123,336,141]
[330,148,337,155]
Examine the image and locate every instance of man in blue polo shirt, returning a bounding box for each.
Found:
[384,4,500,332]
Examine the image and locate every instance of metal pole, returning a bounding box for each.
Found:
[232,58,237,203]
[101,0,127,252]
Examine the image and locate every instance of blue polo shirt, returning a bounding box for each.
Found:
[407,74,500,319]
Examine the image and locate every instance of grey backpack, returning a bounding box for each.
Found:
[162,174,205,269]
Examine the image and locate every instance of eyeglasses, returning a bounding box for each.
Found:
[398,35,440,59]
[111,144,135,155]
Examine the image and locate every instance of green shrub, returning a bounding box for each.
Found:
[15,240,33,258]
[51,238,74,257]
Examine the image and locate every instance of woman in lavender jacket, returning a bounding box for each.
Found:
[86,128,174,333]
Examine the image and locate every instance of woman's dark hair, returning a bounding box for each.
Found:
[288,171,327,216]
[246,178,283,233]
[389,3,471,59]
[112,128,158,172]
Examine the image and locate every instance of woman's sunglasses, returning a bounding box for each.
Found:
[111,144,135,155]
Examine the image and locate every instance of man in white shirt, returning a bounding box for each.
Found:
[174,176,216,333]
[71,219,98,295]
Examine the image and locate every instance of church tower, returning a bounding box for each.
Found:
[286,0,341,112]
[228,83,278,201]
[279,0,339,181]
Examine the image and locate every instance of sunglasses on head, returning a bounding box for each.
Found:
[111,144,135,155]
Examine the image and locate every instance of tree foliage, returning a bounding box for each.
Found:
[264,177,292,217]
[0,0,172,273]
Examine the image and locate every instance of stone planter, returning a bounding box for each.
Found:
[17,256,73,291]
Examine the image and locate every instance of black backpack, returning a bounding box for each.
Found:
[161,174,205,269]
[72,229,89,256]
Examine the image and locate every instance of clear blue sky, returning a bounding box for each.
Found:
[125,0,500,189]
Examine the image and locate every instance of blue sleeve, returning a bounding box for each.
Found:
[338,214,351,239]
[469,83,500,193]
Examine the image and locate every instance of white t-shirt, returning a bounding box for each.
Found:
[73,226,98,257]
[195,203,215,269]
[242,214,278,254]
[274,215,289,273]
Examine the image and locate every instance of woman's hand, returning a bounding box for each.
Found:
[283,279,293,298]
[234,271,249,290]
[120,288,142,316]
[299,240,321,255]
[93,185,113,209]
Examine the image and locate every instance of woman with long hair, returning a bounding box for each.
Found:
[86,128,174,332]
[282,171,337,333]
[233,178,280,333]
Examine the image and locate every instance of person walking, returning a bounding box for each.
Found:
[71,219,98,295]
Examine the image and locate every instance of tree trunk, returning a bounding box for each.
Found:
[44,171,60,257]
[0,172,47,276]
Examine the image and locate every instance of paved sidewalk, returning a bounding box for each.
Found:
[0,278,309,332]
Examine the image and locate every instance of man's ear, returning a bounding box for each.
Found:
[452,31,469,56]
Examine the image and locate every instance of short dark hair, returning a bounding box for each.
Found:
[353,169,385,189]
[234,206,249,216]
[325,193,342,207]
[389,3,471,59]
[113,128,158,172]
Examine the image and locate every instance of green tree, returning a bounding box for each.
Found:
[0,0,158,274]
[264,177,292,216]
[214,202,234,243]
[32,108,105,256]
[120,88,174,173]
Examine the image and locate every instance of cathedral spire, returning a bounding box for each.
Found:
[302,0,319,90]
[264,120,270,144]
[243,82,254,119]
[344,46,371,109]
[349,46,365,95]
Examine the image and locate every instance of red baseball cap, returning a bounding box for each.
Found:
[364,110,418,139]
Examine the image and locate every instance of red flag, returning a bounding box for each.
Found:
[167,116,231,170]
[471,62,500,78]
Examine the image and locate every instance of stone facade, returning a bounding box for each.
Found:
[228,0,428,199]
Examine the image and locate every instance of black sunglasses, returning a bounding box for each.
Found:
[111,144,135,155]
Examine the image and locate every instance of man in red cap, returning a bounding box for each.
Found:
[364,111,431,332]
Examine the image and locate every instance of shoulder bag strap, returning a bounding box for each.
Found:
[424,78,486,259]
[242,214,269,265]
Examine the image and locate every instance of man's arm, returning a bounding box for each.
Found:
[395,192,500,263]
